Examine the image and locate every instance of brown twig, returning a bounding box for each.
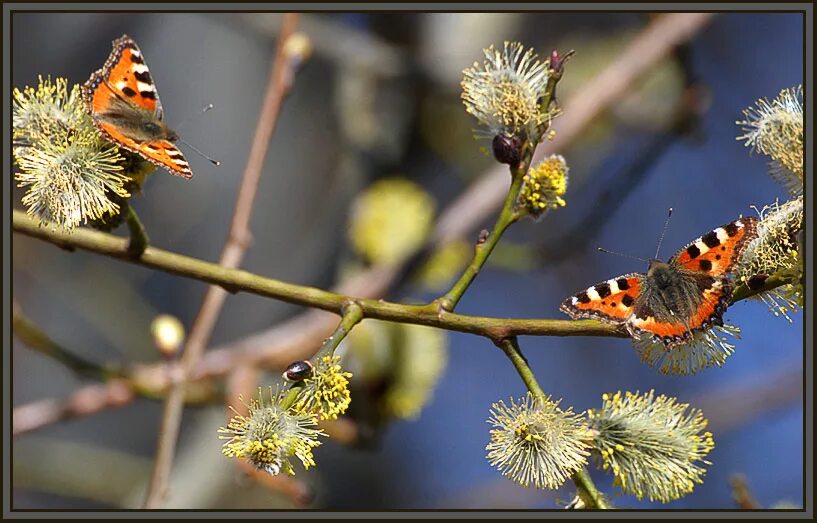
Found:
[13,13,717,435]
[12,380,135,436]
[142,13,302,508]
[730,474,761,509]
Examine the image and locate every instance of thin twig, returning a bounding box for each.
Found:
[142,13,302,508]
[314,302,365,359]
[124,203,149,257]
[495,337,545,398]
[12,380,135,436]
[437,165,524,312]
[729,474,761,509]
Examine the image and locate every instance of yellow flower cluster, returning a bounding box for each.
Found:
[587,390,714,503]
[486,394,590,490]
[13,77,133,229]
[738,85,803,196]
[518,154,568,218]
[219,387,324,477]
[461,41,551,141]
[736,196,803,320]
[348,178,435,266]
[293,355,353,421]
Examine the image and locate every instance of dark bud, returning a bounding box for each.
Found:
[492,134,522,165]
[747,273,769,290]
[550,49,562,70]
[283,360,314,382]
[549,49,575,75]
[477,229,490,244]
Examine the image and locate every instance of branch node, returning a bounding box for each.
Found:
[477,229,490,245]
[229,230,254,250]
[436,298,455,313]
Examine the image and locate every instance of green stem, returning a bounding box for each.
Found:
[533,49,573,140]
[12,307,120,381]
[496,337,545,398]
[495,337,609,510]
[281,383,306,410]
[731,272,793,302]
[281,303,362,410]
[572,467,610,510]
[438,167,526,312]
[315,302,364,359]
[124,203,149,257]
[436,50,573,313]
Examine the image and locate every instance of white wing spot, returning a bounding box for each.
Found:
[715,228,729,242]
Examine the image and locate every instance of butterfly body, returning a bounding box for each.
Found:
[561,217,758,346]
[82,35,193,178]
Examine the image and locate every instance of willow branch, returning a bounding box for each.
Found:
[315,302,364,358]
[495,337,545,398]
[143,12,302,509]
[12,380,136,436]
[495,337,609,509]
[437,163,525,312]
[12,301,121,381]
[13,210,626,340]
[14,209,789,347]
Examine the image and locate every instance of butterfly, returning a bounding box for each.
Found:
[81,35,193,178]
[560,217,759,346]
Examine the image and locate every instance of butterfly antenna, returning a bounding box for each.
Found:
[654,207,673,260]
[597,247,648,263]
[178,138,220,166]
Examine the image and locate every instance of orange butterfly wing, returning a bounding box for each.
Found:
[83,74,192,179]
[82,35,194,179]
[134,139,193,179]
[560,274,643,325]
[670,217,759,275]
[103,35,163,115]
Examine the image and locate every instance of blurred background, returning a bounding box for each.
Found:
[11,11,804,510]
